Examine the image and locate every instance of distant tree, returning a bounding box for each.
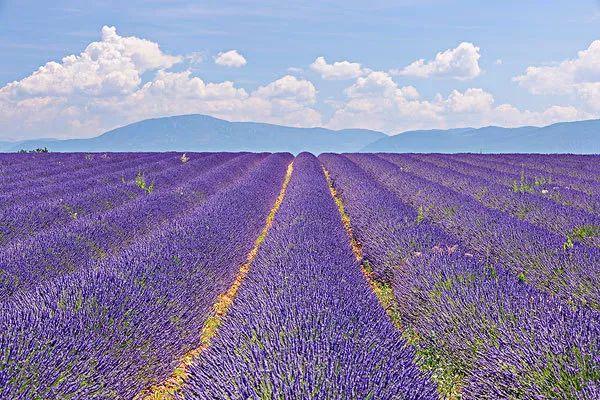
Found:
[17,147,49,153]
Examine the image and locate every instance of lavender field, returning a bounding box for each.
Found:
[0,151,599,399]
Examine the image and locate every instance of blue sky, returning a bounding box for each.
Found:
[1,0,600,140]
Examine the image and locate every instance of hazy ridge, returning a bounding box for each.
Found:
[3,114,599,154]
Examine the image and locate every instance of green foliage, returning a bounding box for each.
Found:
[485,263,498,279]
[563,237,574,251]
[415,205,426,224]
[518,347,600,399]
[512,169,552,194]
[403,327,464,399]
[169,314,181,326]
[512,170,534,194]
[18,147,49,154]
[56,289,83,313]
[362,260,374,274]
[135,172,155,194]
[563,225,600,250]
[515,204,533,220]
[534,176,552,186]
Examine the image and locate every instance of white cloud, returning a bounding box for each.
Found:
[123,71,320,128]
[253,75,316,104]
[214,50,247,67]
[2,26,180,100]
[327,71,590,133]
[0,28,319,139]
[484,104,591,128]
[250,75,321,127]
[391,42,481,80]
[514,40,600,109]
[344,71,397,97]
[445,88,494,113]
[309,56,366,80]
[327,71,443,132]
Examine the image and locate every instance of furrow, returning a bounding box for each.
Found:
[322,164,402,327]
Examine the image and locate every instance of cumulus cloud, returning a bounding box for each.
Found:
[0,28,319,139]
[445,88,494,113]
[514,40,600,109]
[327,71,589,133]
[214,50,247,67]
[2,26,180,100]
[250,76,320,127]
[327,71,443,132]
[122,71,320,128]
[253,75,316,103]
[309,56,366,80]
[344,71,399,98]
[391,42,481,80]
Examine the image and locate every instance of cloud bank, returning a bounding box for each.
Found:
[0,27,593,139]
[514,40,600,110]
[327,71,590,133]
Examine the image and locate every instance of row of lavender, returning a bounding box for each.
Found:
[474,153,600,187]
[180,153,436,399]
[1,153,292,398]
[434,153,600,214]
[0,153,183,241]
[381,154,600,243]
[346,154,600,308]
[0,153,271,297]
[0,153,157,205]
[0,153,220,244]
[320,153,599,398]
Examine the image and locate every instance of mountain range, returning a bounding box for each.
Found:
[1,114,599,154]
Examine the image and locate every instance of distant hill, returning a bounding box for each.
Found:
[362,120,600,154]
[0,141,22,152]
[8,114,385,154]
[4,114,600,154]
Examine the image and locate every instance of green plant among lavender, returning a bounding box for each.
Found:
[564,224,600,249]
[135,171,155,194]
